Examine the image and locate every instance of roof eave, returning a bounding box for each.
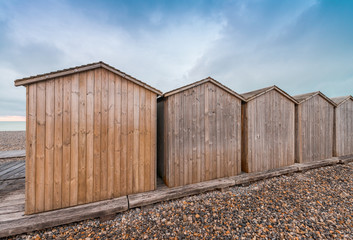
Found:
[14,62,162,96]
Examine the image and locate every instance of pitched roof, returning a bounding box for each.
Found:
[331,95,353,107]
[14,61,162,95]
[163,77,245,101]
[293,91,336,106]
[241,85,298,103]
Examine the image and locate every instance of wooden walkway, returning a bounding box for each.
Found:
[0,150,26,159]
[1,155,353,238]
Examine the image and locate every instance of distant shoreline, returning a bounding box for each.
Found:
[0,121,26,132]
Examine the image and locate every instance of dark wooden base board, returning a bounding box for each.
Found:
[0,196,128,238]
[128,178,234,209]
[1,154,353,238]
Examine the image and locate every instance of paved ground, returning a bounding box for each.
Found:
[8,162,353,239]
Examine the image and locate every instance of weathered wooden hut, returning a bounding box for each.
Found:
[14,62,162,214]
[331,95,353,157]
[241,86,297,173]
[293,92,336,163]
[157,77,244,187]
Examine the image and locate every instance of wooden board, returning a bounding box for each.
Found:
[24,67,157,214]
[159,81,242,187]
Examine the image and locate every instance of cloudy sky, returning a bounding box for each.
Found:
[0,0,352,119]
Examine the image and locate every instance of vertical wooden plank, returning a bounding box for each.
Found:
[167,95,174,187]
[35,82,45,213]
[145,91,152,189]
[86,71,94,203]
[187,89,193,184]
[127,81,134,194]
[211,85,217,179]
[45,80,54,211]
[114,75,122,197]
[204,84,210,181]
[139,87,146,192]
[107,72,115,198]
[93,69,101,202]
[174,93,180,186]
[54,78,63,209]
[133,84,140,193]
[200,85,205,182]
[196,86,202,183]
[70,74,79,206]
[62,77,71,208]
[183,91,189,185]
[215,88,221,178]
[26,85,36,214]
[179,93,184,186]
[120,78,128,195]
[78,72,87,205]
[192,88,197,183]
[100,70,109,199]
[151,92,157,190]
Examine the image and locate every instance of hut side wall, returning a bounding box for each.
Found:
[25,68,157,214]
[242,90,295,173]
[335,99,353,156]
[295,95,334,163]
[161,82,242,187]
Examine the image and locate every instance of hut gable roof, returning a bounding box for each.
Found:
[163,77,245,101]
[14,61,162,95]
[293,91,336,106]
[241,85,297,104]
[331,95,353,107]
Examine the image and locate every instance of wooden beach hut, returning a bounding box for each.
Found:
[293,92,336,163]
[331,95,353,157]
[14,61,162,214]
[241,86,297,173]
[157,77,244,187]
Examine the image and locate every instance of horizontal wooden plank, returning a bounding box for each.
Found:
[128,178,235,208]
[295,158,340,172]
[0,196,128,238]
[231,165,299,185]
[338,154,353,164]
[0,150,26,159]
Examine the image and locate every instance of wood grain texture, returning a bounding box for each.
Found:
[242,89,296,173]
[24,67,157,214]
[158,81,242,187]
[334,98,353,156]
[295,94,334,163]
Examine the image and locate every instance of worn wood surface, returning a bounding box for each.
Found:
[231,165,299,185]
[158,79,242,187]
[334,98,353,157]
[128,177,235,208]
[294,93,335,163]
[241,88,296,173]
[0,195,128,239]
[25,67,158,214]
[0,150,26,159]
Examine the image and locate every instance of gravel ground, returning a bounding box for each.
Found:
[9,162,353,239]
[0,131,25,151]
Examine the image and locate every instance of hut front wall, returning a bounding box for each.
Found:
[25,68,157,214]
[160,82,241,187]
[295,95,334,163]
[242,90,295,173]
[335,99,353,156]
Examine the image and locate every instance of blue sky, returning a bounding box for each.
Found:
[0,0,353,118]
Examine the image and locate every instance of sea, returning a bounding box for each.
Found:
[0,121,26,131]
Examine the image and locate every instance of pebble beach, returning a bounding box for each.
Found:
[8,162,353,239]
[0,131,26,151]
